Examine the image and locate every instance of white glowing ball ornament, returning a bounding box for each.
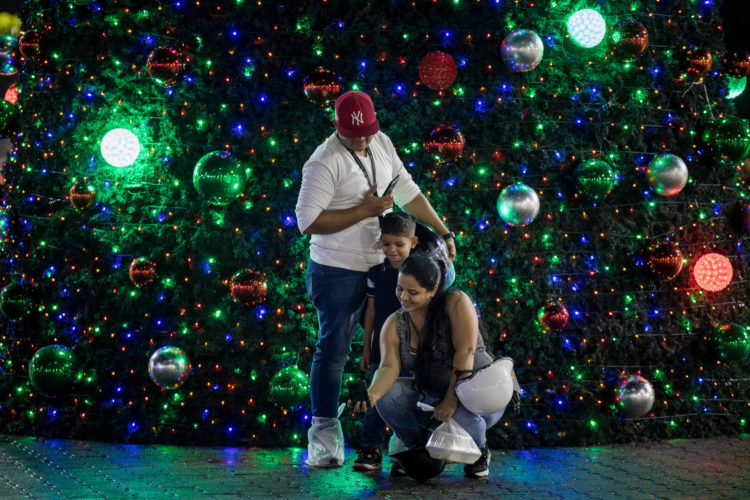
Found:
[567,9,606,49]
[100,128,141,167]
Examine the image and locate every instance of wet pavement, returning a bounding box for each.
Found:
[1,433,749,499]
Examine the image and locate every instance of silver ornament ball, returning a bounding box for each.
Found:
[148,346,192,390]
[497,183,540,226]
[501,30,544,72]
[647,154,688,196]
[616,375,655,418]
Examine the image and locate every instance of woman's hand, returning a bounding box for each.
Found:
[433,397,458,422]
[348,391,379,414]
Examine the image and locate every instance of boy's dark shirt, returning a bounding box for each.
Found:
[366,261,401,366]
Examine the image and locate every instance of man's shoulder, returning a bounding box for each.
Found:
[304,134,344,168]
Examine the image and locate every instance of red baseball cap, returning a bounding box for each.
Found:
[334,91,380,137]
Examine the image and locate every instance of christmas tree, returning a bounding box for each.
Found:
[1,0,749,448]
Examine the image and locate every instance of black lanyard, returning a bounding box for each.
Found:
[343,142,377,188]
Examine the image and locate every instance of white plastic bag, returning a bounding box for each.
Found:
[306,403,345,467]
[426,419,481,464]
[416,402,481,464]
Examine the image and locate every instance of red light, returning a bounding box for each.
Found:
[693,253,733,292]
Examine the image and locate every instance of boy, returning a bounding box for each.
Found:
[352,211,417,472]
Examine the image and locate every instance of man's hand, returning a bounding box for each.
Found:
[360,185,394,217]
[444,237,457,261]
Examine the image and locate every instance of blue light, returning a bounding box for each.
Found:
[116,386,122,393]
[225,333,232,342]
[255,305,268,320]
[202,409,209,419]
[258,93,268,103]
[282,214,296,227]
[444,177,456,188]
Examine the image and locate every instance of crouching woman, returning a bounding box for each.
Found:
[365,253,505,478]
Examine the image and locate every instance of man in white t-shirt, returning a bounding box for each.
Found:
[296,91,456,466]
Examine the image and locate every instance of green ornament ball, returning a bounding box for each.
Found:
[703,116,750,163]
[29,345,78,396]
[269,366,310,411]
[716,325,750,362]
[576,160,615,200]
[193,151,246,205]
[0,281,31,320]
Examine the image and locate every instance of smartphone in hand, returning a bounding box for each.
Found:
[381,175,400,197]
[347,379,369,405]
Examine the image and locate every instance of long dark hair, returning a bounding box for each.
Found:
[400,253,450,394]
[400,253,487,395]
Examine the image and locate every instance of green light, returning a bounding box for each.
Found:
[100,128,140,167]
[567,9,606,48]
[726,76,747,100]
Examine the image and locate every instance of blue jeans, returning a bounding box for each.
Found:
[375,378,505,449]
[306,260,368,418]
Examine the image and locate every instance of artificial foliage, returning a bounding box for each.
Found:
[1,0,750,450]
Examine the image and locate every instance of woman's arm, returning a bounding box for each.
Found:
[367,313,401,407]
[433,291,479,422]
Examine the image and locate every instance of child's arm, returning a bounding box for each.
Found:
[360,296,376,371]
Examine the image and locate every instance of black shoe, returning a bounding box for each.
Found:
[463,444,491,478]
[353,447,382,471]
[389,460,407,476]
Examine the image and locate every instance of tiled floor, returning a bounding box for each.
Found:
[2,433,749,498]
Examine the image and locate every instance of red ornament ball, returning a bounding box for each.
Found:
[303,68,343,106]
[230,268,267,306]
[693,253,733,292]
[146,46,185,86]
[647,241,684,280]
[425,124,465,162]
[18,31,43,60]
[129,258,157,287]
[418,51,457,91]
[538,302,569,332]
[4,83,18,105]
[685,48,712,76]
[69,181,97,210]
[723,50,750,78]
[608,19,648,60]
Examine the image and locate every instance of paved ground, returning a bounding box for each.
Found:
[1,433,749,499]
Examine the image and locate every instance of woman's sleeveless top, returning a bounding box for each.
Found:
[394,297,493,396]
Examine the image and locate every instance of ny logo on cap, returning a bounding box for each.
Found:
[351,111,364,126]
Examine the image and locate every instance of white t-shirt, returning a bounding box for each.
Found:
[296,131,422,272]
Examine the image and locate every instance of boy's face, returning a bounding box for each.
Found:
[380,233,417,267]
